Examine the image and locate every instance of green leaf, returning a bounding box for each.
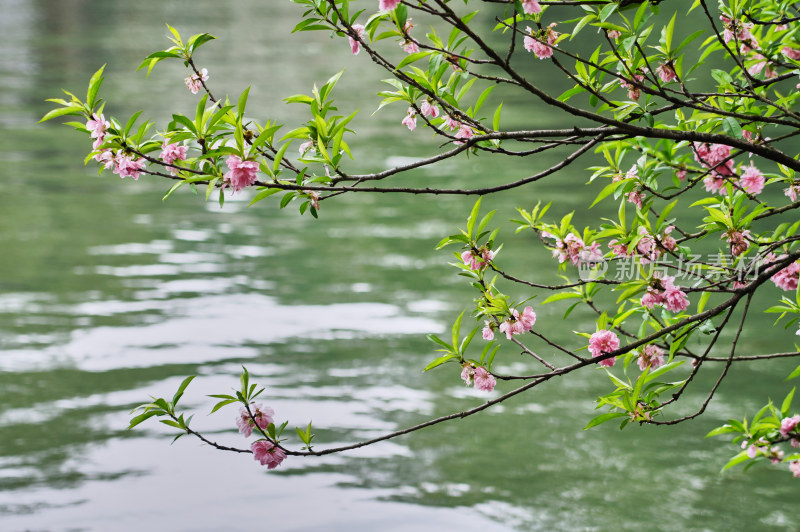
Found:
[210,398,238,414]
[466,198,482,239]
[571,14,597,40]
[87,64,106,108]
[584,412,627,429]
[237,86,250,123]
[787,364,800,381]
[39,105,83,123]
[642,360,684,383]
[705,424,742,438]
[396,51,433,71]
[721,450,750,472]
[170,376,196,407]
[424,354,457,371]
[128,410,161,429]
[541,292,583,304]
[249,187,282,206]
[782,387,795,417]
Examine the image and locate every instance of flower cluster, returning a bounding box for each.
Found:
[237,403,286,469]
[348,24,366,55]
[379,0,400,10]
[693,142,735,193]
[725,229,751,257]
[780,415,800,443]
[523,24,558,60]
[460,363,496,392]
[619,72,644,101]
[543,232,601,265]
[236,404,274,437]
[251,440,287,469]
[486,306,537,341]
[159,141,188,175]
[641,274,690,313]
[521,0,541,14]
[461,247,495,272]
[637,344,665,371]
[184,68,209,94]
[401,20,419,54]
[588,330,620,367]
[766,254,800,291]
[401,107,416,131]
[223,155,259,192]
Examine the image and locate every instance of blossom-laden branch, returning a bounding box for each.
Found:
[43,0,800,479]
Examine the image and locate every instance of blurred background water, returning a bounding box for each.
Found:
[1,1,799,530]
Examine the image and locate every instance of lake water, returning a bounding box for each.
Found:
[1,1,798,530]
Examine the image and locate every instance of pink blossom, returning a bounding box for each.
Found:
[791,460,800,478]
[160,141,188,175]
[748,54,776,78]
[545,23,559,46]
[785,184,800,202]
[720,16,757,49]
[694,143,735,184]
[86,113,109,139]
[768,255,800,291]
[780,415,800,437]
[251,440,286,469]
[113,152,146,180]
[637,344,664,371]
[656,62,677,82]
[420,100,440,118]
[348,24,366,55]
[223,155,259,192]
[482,322,495,341]
[499,308,525,339]
[769,446,785,464]
[184,68,209,95]
[636,226,658,262]
[236,404,275,437]
[94,149,115,169]
[298,140,314,155]
[473,367,496,392]
[627,190,645,209]
[454,124,474,145]
[725,229,751,257]
[379,0,400,10]
[619,73,644,102]
[739,164,765,195]
[745,443,760,458]
[608,239,630,257]
[461,247,495,271]
[521,0,542,14]
[606,30,621,39]
[588,330,620,367]
[546,233,586,265]
[660,225,677,252]
[782,47,800,60]
[524,32,553,60]
[304,189,320,210]
[792,438,800,449]
[402,40,420,54]
[519,306,537,330]
[641,290,662,309]
[663,284,689,312]
[461,364,474,385]
[443,115,460,130]
[677,169,687,181]
[401,107,417,131]
[579,241,603,263]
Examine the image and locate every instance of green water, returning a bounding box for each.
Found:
[1,1,798,530]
